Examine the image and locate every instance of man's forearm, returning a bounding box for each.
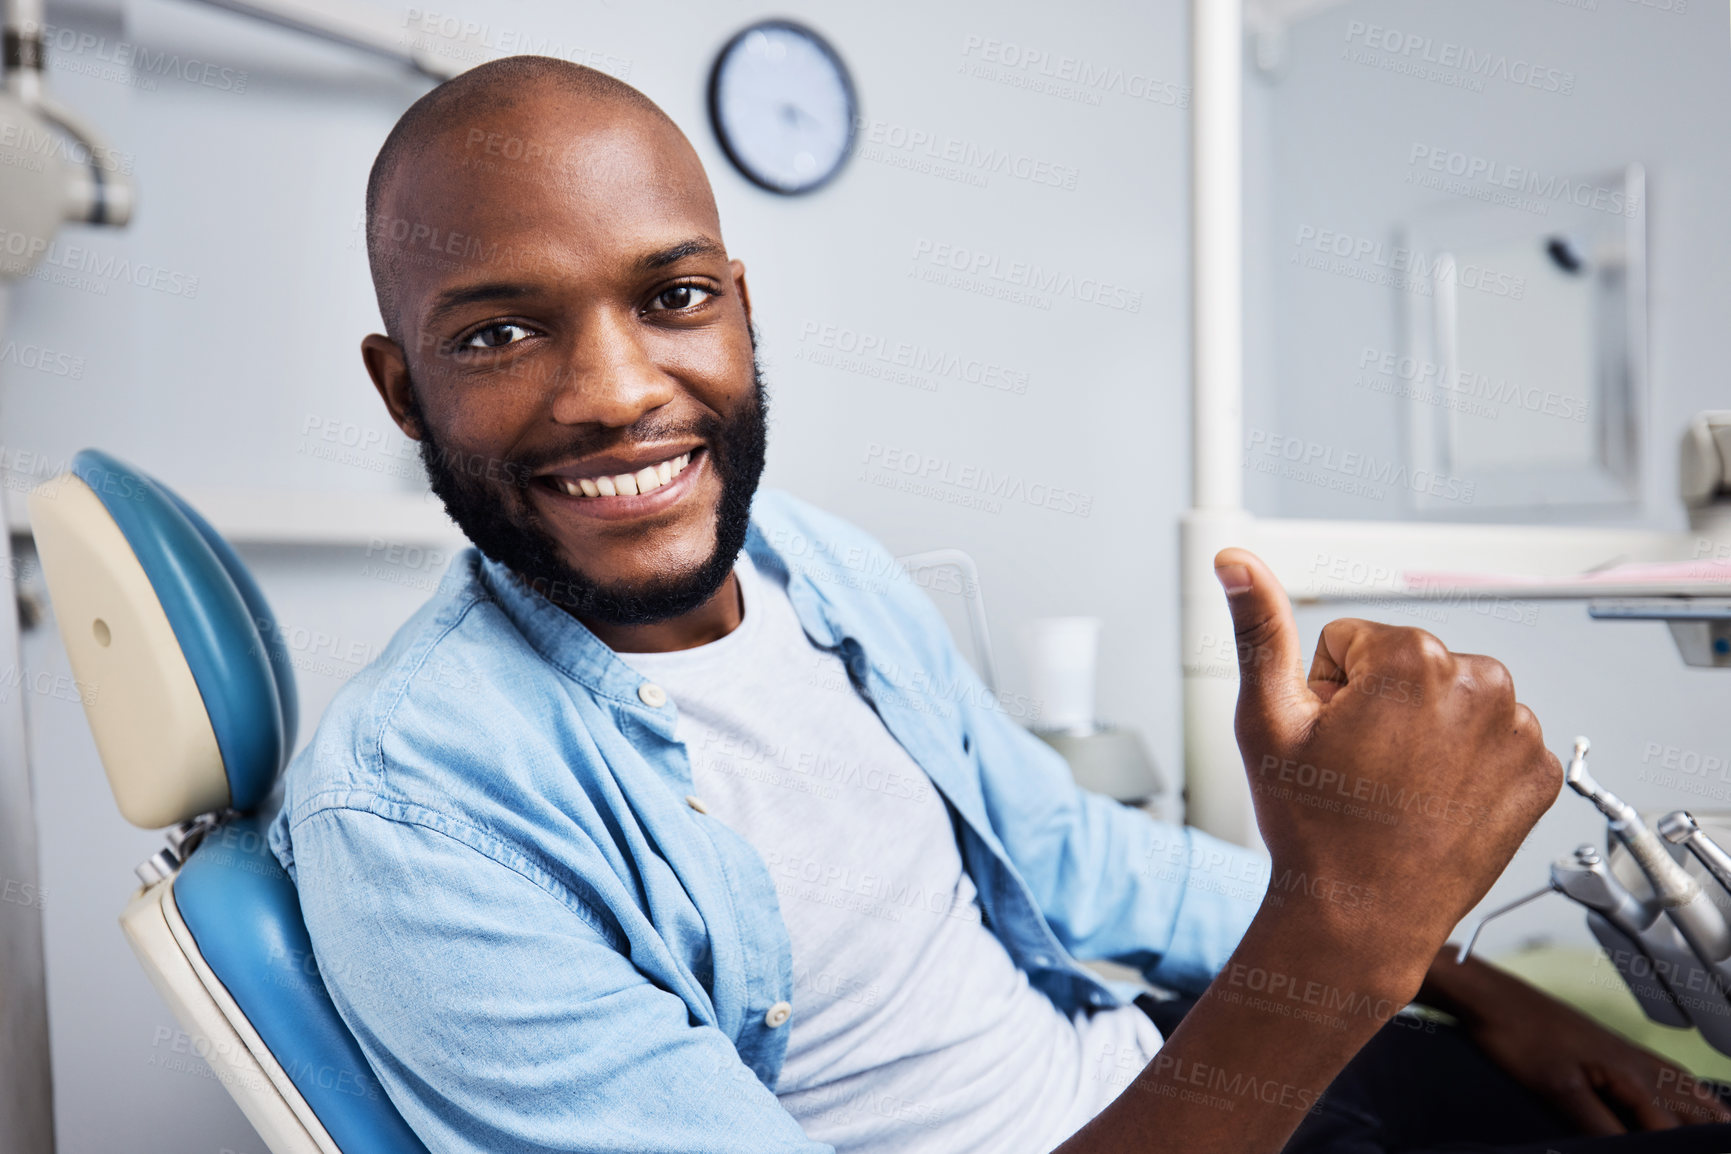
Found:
[1055,908,1428,1154]
[1052,548,1565,1152]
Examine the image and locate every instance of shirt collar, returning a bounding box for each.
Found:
[472,509,848,706]
[476,554,651,707]
[745,519,844,649]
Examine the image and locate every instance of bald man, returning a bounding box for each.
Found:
[269,56,1731,1154]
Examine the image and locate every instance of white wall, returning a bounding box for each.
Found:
[1244,0,1731,957]
[1247,0,1730,527]
[21,0,1725,1147]
[2,0,1200,1149]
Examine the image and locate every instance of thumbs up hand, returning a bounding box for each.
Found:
[1214,548,1562,972]
[1051,552,1565,1151]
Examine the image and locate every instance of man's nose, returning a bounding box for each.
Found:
[548,311,676,427]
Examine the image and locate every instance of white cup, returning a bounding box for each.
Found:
[1022,616,1102,735]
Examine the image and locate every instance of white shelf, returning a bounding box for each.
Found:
[6,486,466,548]
[1249,518,1697,603]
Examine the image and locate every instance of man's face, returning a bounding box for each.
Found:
[364,94,766,625]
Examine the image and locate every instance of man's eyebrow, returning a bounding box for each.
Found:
[637,236,726,271]
[424,281,539,325]
[420,238,724,324]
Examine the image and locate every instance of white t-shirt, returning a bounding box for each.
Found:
[615,553,1160,1153]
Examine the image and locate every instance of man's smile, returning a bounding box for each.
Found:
[531,445,710,522]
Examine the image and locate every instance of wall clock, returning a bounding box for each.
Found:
[708,20,857,195]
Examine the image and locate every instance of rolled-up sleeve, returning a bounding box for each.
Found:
[967,704,1269,995]
[287,806,831,1154]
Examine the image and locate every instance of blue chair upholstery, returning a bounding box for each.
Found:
[70,449,284,812]
[176,814,426,1152]
[56,450,427,1154]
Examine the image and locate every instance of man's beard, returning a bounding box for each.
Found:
[405,356,768,627]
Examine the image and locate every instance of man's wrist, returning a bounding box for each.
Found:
[1063,898,1424,1152]
[1236,899,1433,1021]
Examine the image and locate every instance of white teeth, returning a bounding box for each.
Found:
[555,451,696,499]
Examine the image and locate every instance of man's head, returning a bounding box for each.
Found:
[361,56,766,628]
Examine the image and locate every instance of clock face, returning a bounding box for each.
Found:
[708,21,857,196]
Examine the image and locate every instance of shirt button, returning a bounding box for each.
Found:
[764,1001,792,1029]
[685,795,710,814]
[637,682,668,707]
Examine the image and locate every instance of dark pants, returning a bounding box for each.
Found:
[1135,995,1731,1154]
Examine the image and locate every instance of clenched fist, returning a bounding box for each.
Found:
[1215,547,1563,976]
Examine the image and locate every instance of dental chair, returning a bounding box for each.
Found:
[28,450,428,1154]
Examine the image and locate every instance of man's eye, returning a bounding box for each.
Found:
[648,285,713,312]
[463,322,533,350]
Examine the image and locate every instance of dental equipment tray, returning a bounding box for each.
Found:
[1587,598,1731,668]
[1463,739,1731,1054]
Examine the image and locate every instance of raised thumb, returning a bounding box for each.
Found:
[1214,548,1311,726]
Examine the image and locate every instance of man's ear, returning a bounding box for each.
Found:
[729,258,752,327]
[360,333,422,441]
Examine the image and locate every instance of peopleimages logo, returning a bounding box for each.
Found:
[853,117,1081,191]
[1246,428,1476,505]
[0,115,132,174]
[1357,347,1588,423]
[398,9,632,78]
[37,21,248,93]
[798,321,1030,396]
[1293,225,1526,300]
[1342,20,1575,94]
[957,35,1190,109]
[0,229,200,298]
[909,239,1143,313]
[862,442,1095,517]
[0,339,84,379]
[1407,145,1639,218]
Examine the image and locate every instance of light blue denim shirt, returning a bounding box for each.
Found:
[269,489,1270,1153]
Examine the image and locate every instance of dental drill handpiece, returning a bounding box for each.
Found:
[1660,812,1731,899]
[1653,811,1731,1054]
[1552,846,1691,1028]
[1567,738,1731,970]
[1455,844,1694,1027]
